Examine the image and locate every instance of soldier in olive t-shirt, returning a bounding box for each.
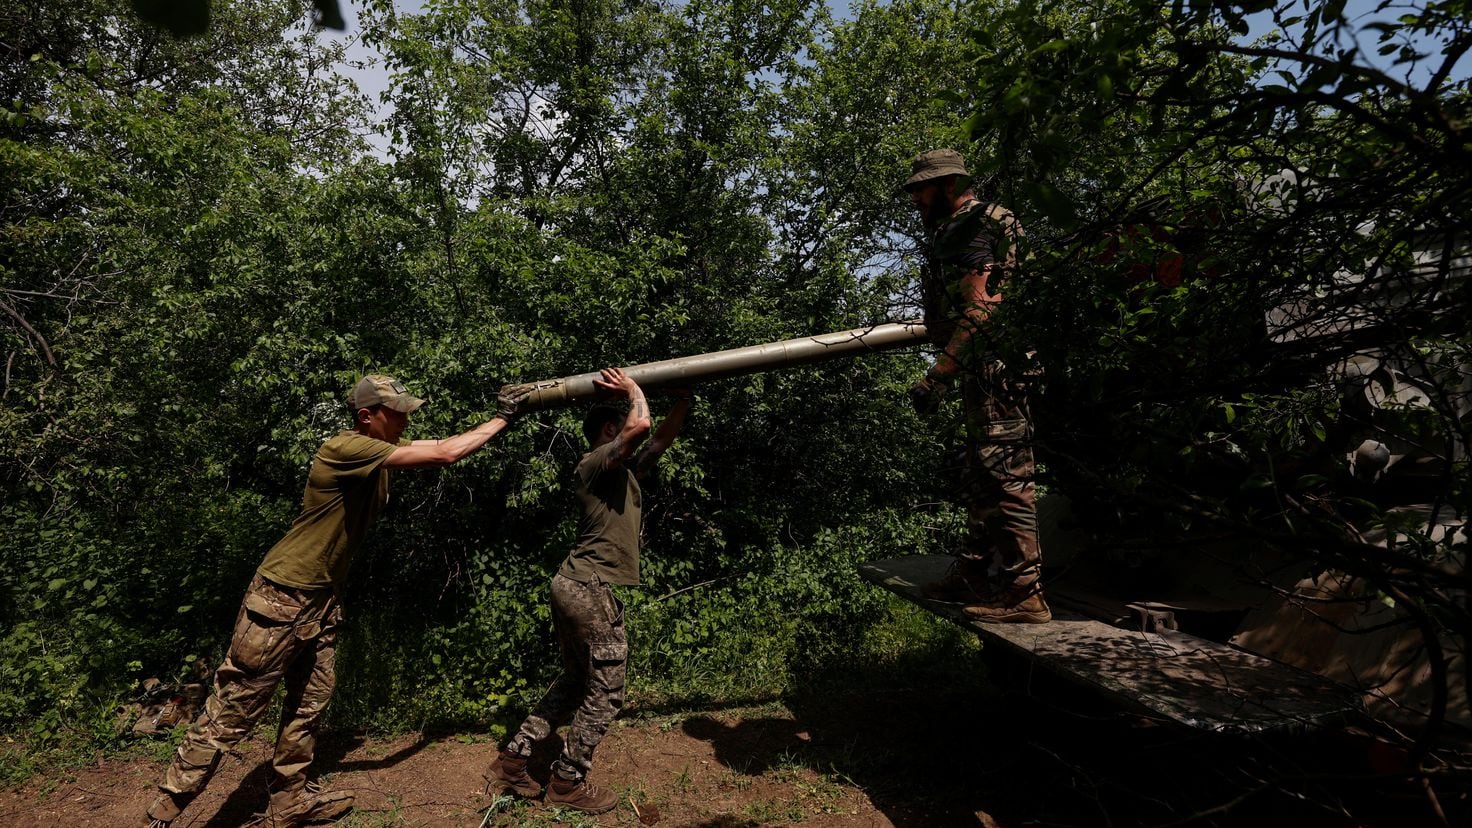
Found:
[489,367,691,815]
[145,375,529,828]
[558,437,644,586]
[258,432,403,590]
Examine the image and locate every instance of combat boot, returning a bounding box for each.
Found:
[546,774,618,814]
[484,749,542,798]
[961,588,1051,624]
[263,781,355,827]
[143,790,190,827]
[921,558,998,603]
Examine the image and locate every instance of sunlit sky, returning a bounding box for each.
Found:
[315,0,1467,159]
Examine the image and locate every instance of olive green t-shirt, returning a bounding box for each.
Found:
[558,441,643,586]
[257,431,399,591]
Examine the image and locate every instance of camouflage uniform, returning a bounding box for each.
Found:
[504,436,639,781]
[148,375,424,826]
[160,576,341,813]
[923,199,1042,590]
[503,573,628,779]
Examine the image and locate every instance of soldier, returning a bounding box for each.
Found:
[484,367,690,814]
[144,375,529,828]
[904,148,1051,624]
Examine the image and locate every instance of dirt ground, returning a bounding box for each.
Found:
[0,696,993,828]
[2,670,1466,827]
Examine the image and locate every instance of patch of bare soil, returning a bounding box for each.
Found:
[1,673,1465,827]
[0,702,936,828]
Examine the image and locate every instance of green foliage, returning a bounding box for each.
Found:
[0,0,971,753]
[956,0,1471,734]
[9,0,1462,781]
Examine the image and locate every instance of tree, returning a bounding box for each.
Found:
[952,0,1470,802]
[2,0,978,739]
[0,0,380,730]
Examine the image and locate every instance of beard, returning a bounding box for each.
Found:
[919,196,948,228]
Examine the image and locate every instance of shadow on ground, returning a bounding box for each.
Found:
[680,645,1467,827]
[197,729,433,827]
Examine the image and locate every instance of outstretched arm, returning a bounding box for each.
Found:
[388,419,512,468]
[384,386,529,469]
[635,391,692,480]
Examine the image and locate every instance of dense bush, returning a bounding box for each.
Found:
[0,0,970,745]
[3,0,1466,782]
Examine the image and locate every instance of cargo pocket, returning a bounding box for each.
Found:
[983,417,1028,444]
[977,419,1031,486]
[242,590,300,624]
[235,591,300,673]
[588,642,627,708]
[589,642,627,664]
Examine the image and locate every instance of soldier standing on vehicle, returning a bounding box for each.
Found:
[144,375,529,828]
[904,148,1050,624]
[484,367,690,814]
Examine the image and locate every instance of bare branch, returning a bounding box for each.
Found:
[0,298,57,367]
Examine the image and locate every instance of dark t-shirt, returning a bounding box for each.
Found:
[257,431,398,591]
[558,440,643,586]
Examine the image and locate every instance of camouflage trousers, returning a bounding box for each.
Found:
[958,363,1041,589]
[505,573,627,781]
[158,575,341,811]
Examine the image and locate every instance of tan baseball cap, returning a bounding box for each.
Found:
[903,148,971,191]
[348,374,425,413]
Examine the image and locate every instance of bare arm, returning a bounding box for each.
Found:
[931,264,1001,380]
[594,367,652,468]
[384,416,513,468]
[383,385,529,469]
[635,393,691,480]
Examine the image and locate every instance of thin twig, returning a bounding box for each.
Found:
[656,578,725,602]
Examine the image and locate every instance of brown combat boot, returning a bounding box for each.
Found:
[263,781,355,827]
[962,589,1052,624]
[546,774,618,814]
[921,558,998,603]
[143,790,190,827]
[484,749,542,798]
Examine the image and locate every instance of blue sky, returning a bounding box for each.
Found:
[1243,0,1469,86]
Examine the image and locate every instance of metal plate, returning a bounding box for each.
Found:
[859,555,1361,733]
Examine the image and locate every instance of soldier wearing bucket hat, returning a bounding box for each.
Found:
[904,148,1050,625]
[903,148,973,195]
[144,375,531,828]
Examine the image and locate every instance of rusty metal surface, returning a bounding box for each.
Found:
[506,321,928,412]
[860,554,1361,733]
